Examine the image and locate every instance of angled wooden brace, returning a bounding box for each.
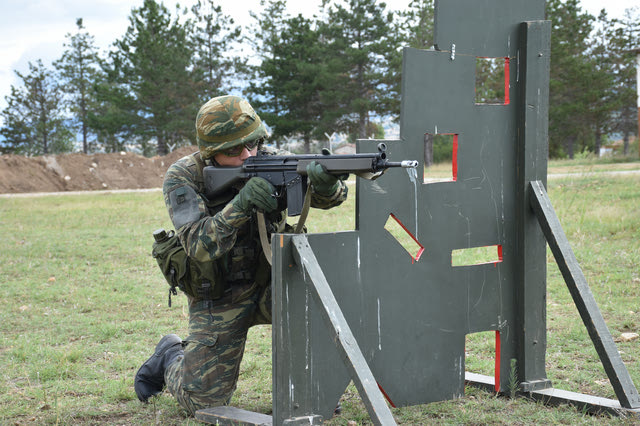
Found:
[529,180,640,409]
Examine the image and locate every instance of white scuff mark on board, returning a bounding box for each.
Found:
[377,298,382,351]
[406,166,419,237]
[370,181,387,195]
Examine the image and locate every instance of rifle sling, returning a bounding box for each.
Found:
[258,182,311,266]
[294,181,312,234]
[257,212,272,266]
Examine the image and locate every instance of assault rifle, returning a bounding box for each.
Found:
[203,143,418,216]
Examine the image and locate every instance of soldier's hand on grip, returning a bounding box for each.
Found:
[306,161,344,196]
[232,177,278,214]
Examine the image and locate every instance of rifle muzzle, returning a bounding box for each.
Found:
[385,160,419,168]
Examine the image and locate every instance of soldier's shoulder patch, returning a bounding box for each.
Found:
[169,185,202,229]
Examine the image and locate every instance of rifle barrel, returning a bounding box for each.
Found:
[385,160,419,168]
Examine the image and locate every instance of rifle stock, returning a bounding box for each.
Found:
[204,166,249,196]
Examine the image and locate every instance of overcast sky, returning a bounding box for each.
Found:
[0,0,636,116]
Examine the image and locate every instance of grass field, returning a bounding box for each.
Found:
[1,161,639,425]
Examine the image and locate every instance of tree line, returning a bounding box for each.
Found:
[0,0,638,158]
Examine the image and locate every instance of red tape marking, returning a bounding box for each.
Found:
[504,57,510,105]
[377,382,397,408]
[495,330,501,392]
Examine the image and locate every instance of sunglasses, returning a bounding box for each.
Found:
[222,138,262,157]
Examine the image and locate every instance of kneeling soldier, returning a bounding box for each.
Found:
[134,95,347,414]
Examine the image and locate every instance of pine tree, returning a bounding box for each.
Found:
[607,8,639,155]
[54,18,103,154]
[587,11,618,155]
[0,60,73,155]
[399,0,434,50]
[546,0,596,158]
[249,11,328,153]
[189,0,244,102]
[319,0,399,140]
[247,0,290,147]
[102,0,197,156]
[272,15,326,152]
[88,72,132,153]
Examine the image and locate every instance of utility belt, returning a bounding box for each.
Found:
[151,229,267,307]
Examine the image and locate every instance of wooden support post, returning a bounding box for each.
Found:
[529,180,640,409]
[515,19,552,392]
[291,235,397,426]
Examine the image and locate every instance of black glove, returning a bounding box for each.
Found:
[232,177,278,214]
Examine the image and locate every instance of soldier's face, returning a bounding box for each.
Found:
[214,145,258,167]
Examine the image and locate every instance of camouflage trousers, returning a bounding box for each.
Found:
[165,284,271,415]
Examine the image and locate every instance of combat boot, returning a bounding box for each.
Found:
[134,334,183,402]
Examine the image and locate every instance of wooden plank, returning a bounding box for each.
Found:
[466,372,640,417]
[291,235,397,426]
[195,406,272,425]
[465,372,496,393]
[529,180,640,409]
[526,387,640,417]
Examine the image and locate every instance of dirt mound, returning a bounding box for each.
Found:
[0,146,198,194]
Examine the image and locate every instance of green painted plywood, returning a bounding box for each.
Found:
[272,0,550,423]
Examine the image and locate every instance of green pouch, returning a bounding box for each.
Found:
[152,229,189,306]
[152,229,224,306]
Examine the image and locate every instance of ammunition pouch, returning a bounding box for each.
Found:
[152,230,226,306]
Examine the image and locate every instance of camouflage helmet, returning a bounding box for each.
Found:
[195,95,268,159]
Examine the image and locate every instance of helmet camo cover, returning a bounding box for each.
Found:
[196,95,267,159]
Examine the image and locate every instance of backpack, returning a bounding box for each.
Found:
[151,228,225,306]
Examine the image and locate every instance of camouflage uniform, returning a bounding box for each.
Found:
[161,146,347,414]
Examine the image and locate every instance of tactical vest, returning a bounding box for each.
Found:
[152,152,286,306]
